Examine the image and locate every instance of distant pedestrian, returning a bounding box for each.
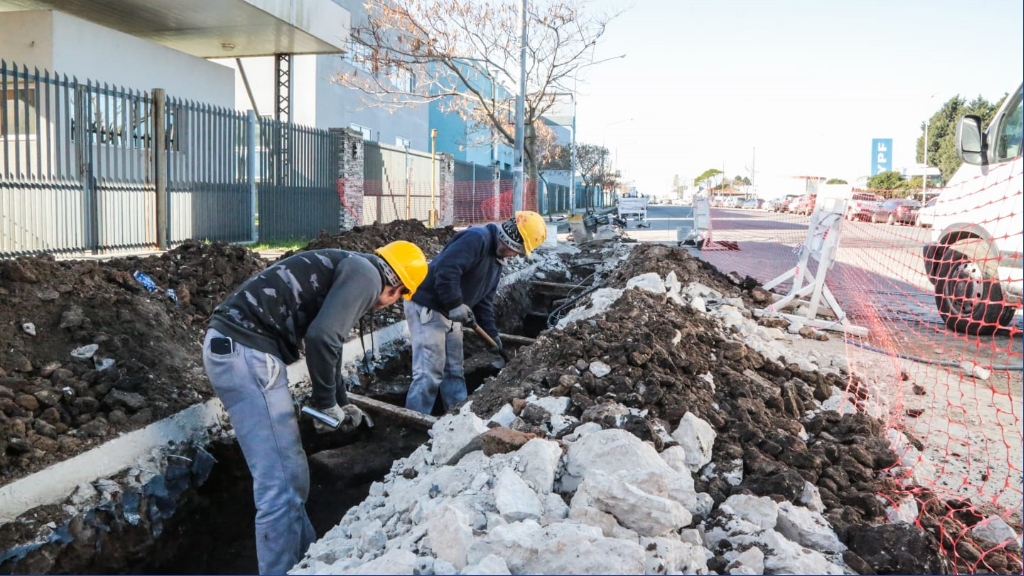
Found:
[404,211,547,415]
[202,241,427,574]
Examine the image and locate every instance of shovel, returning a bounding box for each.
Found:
[471,324,511,363]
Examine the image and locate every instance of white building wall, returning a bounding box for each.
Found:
[216,55,319,126]
[0,10,234,107]
[0,11,55,69]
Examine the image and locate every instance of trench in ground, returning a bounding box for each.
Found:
[0,268,595,575]
[152,275,575,575]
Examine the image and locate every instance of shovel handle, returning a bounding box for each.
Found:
[472,325,511,363]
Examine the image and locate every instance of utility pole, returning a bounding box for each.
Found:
[751,147,756,186]
[512,0,527,213]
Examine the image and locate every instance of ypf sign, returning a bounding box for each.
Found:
[871,138,892,175]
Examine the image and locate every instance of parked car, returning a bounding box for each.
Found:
[923,81,1022,335]
[790,194,817,215]
[769,195,798,212]
[870,198,921,225]
[845,192,883,221]
[721,196,743,209]
[740,198,763,209]
[915,198,938,228]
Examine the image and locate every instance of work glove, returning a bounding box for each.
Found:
[338,404,367,433]
[488,335,504,355]
[312,404,366,434]
[447,304,476,327]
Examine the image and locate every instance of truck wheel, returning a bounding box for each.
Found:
[934,249,1018,335]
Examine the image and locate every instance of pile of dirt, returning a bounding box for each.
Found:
[466,243,1012,574]
[0,241,266,485]
[281,220,457,261]
[0,220,461,487]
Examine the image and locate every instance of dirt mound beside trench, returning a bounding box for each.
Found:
[467,243,986,574]
[0,241,266,485]
[0,220,460,488]
[281,220,456,261]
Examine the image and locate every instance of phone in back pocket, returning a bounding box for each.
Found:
[210,336,234,355]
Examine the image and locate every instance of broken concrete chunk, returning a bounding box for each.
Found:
[971,515,1020,550]
[514,439,562,494]
[459,554,510,575]
[776,501,846,553]
[70,344,99,361]
[959,361,991,381]
[571,471,692,537]
[21,322,36,336]
[426,505,474,570]
[430,412,489,465]
[588,361,611,378]
[670,412,716,472]
[723,495,778,531]
[494,467,542,522]
[726,546,765,575]
[626,272,666,294]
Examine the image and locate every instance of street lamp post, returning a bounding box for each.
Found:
[512,0,528,213]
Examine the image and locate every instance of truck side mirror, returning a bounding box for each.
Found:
[956,115,986,165]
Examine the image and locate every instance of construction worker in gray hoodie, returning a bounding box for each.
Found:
[405,211,547,415]
[203,241,427,575]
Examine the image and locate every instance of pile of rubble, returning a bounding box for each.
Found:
[292,244,1021,575]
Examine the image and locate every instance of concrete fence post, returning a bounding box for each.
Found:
[331,128,364,231]
[437,153,455,226]
[153,88,168,250]
[492,164,501,221]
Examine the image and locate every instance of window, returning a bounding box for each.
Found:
[388,67,415,92]
[395,136,410,148]
[349,123,372,141]
[994,87,1022,161]
[344,38,376,73]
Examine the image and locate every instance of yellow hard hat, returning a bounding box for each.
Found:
[515,211,547,255]
[375,240,428,300]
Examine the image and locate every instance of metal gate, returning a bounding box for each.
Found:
[363,141,436,224]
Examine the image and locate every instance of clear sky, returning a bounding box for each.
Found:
[571,0,1024,195]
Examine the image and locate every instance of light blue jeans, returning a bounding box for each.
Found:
[404,300,467,414]
[203,328,316,575]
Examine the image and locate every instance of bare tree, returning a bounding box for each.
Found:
[572,143,616,209]
[338,0,620,180]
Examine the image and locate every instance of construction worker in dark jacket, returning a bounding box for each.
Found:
[405,211,547,414]
[203,241,427,575]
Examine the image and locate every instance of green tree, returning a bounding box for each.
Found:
[866,170,907,194]
[694,168,723,190]
[826,178,847,184]
[917,93,1008,183]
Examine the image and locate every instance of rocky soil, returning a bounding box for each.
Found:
[294,243,1022,575]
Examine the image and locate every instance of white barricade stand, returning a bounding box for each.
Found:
[758,195,868,337]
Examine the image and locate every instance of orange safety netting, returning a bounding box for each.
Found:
[692,179,1022,573]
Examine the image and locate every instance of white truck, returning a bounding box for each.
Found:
[617,189,650,227]
[922,81,1022,335]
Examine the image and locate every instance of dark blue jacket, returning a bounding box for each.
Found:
[411,223,503,338]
